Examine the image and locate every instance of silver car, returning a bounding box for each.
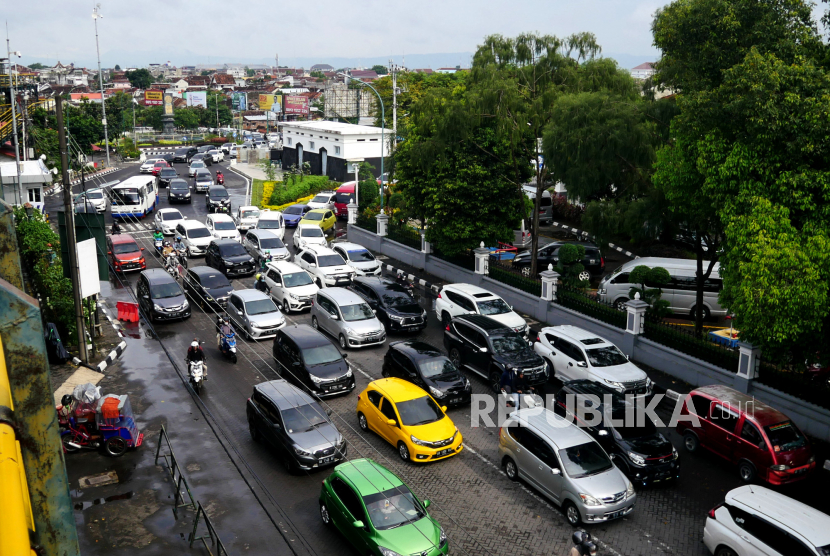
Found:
[498,408,635,526]
[228,289,286,340]
[310,288,386,350]
[74,188,108,213]
[242,229,290,265]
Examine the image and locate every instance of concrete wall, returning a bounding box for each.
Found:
[348,224,830,441]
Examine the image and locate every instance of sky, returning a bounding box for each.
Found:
[6,0,827,71]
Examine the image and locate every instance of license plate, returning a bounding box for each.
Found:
[326,384,344,392]
[608,510,624,519]
[793,468,807,475]
[319,456,335,464]
[169,312,180,317]
[449,397,462,404]
[435,448,454,457]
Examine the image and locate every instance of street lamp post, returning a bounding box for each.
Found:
[92,4,111,167]
[337,72,385,213]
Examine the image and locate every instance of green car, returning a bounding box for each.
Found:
[319,458,448,556]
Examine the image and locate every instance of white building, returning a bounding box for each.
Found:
[1,159,53,209]
[631,62,655,80]
[280,121,392,181]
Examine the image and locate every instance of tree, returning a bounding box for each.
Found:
[28,62,47,70]
[309,71,325,78]
[114,64,121,71]
[628,265,671,318]
[245,67,254,77]
[124,68,153,89]
[371,65,388,75]
[174,108,200,130]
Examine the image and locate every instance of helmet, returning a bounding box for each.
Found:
[580,541,597,556]
[191,340,199,348]
[163,240,171,247]
[176,236,182,241]
[572,531,588,545]
[61,394,74,407]
[255,273,262,280]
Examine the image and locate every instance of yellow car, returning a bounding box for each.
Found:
[299,208,336,234]
[356,378,463,463]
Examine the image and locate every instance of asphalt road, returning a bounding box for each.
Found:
[44,161,830,556]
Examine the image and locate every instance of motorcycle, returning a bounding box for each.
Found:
[219,329,238,363]
[188,360,205,394]
[394,270,417,297]
[154,237,163,256]
[216,172,225,185]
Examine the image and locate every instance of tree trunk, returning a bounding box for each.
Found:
[529,160,544,277]
[695,234,705,337]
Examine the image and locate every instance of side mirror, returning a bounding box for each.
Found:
[140,247,145,251]
[372,309,377,315]
[331,313,340,321]
[309,263,316,267]
[480,347,488,353]
[107,251,112,255]
[577,361,587,368]
[441,406,448,412]
[292,361,301,366]
[423,500,431,509]
[551,468,561,475]
[184,216,188,219]
[341,353,348,359]
[386,419,396,426]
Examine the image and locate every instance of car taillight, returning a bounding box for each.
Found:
[437,292,442,299]
[445,324,450,331]
[536,334,541,342]
[601,257,605,267]
[708,503,722,519]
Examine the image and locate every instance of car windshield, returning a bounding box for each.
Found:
[765,421,807,452]
[476,298,512,316]
[490,333,527,354]
[310,195,330,204]
[301,227,323,237]
[382,289,416,308]
[162,211,182,221]
[241,209,260,219]
[214,221,236,231]
[149,282,182,299]
[418,356,459,379]
[196,176,212,183]
[284,205,304,215]
[303,344,342,366]
[112,189,140,205]
[160,169,176,176]
[396,396,444,426]
[363,487,425,531]
[317,254,345,268]
[191,162,205,168]
[187,227,211,239]
[86,190,104,199]
[260,237,284,249]
[558,442,613,479]
[220,243,247,257]
[283,272,313,288]
[341,303,374,322]
[170,181,188,191]
[112,242,138,254]
[586,346,628,367]
[210,189,228,198]
[304,212,324,221]
[245,299,278,315]
[198,273,228,289]
[258,219,281,229]
[280,403,328,433]
[347,249,374,262]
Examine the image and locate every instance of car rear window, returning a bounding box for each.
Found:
[162,211,182,221]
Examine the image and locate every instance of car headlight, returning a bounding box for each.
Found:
[626,481,635,498]
[770,464,791,472]
[343,326,355,336]
[672,446,679,460]
[288,292,298,300]
[429,385,446,398]
[578,493,601,507]
[309,374,323,384]
[439,527,447,547]
[628,452,645,465]
[378,548,404,556]
[153,303,163,311]
[345,368,353,378]
[182,300,189,309]
[410,435,430,447]
[389,314,405,322]
[294,445,312,457]
[603,379,626,391]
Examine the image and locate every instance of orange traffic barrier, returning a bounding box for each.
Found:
[116,301,139,322]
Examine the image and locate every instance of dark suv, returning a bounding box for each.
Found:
[191,152,213,166]
[443,314,547,393]
[173,147,198,163]
[349,276,427,333]
[247,379,347,473]
[511,241,605,279]
[206,185,231,213]
[205,239,256,277]
[553,380,680,487]
[272,325,355,397]
[382,340,471,406]
[156,167,178,188]
[182,266,233,308]
[135,269,191,322]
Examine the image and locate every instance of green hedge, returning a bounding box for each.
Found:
[268,176,336,206]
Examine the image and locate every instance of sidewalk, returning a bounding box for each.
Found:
[55,283,296,555]
[229,160,283,182]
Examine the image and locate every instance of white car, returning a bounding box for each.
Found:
[262,260,319,313]
[254,210,284,240]
[153,208,187,235]
[188,160,207,177]
[295,246,354,288]
[175,220,213,257]
[205,213,241,242]
[140,158,162,173]
[533,325,652,397]
[233,205,261,231]
[220,143,231,155]
[208,149,224,163]
[704,485,830,556]
[228,144,238,159]
[434,283,528,334]
[293,224,327,250]
[331,242,381,276]
[306,191,336,211]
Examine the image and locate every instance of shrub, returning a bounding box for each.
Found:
[550,195,584,224]
[210,137,227,144]
[267,176,337,206]
[158,140,183,146]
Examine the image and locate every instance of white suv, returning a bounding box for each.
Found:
[233,205,261,231]
[434,283,527,335]
[205,213,241,242]
[533,325,652,398]
[306,190,336,210]
[331,242,381,276]
[295,246,354,288]
[254,209,284,240]
[704,485,830,556]
[175,220,213,257]
[262,260,319,313]
[293,224,328,250]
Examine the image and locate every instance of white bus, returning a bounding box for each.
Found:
[110,176,157,219]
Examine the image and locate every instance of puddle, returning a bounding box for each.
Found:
[74,491,134,510]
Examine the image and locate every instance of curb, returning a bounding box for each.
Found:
[547,221,640,260]
[99,303,126,339]
[69,342,125,373]
[45,167,122,196]
[380,263,442,294]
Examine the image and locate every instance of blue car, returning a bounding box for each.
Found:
[282,204,311,228]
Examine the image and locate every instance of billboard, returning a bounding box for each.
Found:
[271,95,282,113]
[232,92,247,110]
[284,95,309,115]
[259,93,274,112]
[144,89,163,106]
[186,91,207,108]
[163,92,174,115]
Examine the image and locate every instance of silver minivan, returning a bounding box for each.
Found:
[597,257,725,319]
[498,408,635,526]
[310,287,386,350]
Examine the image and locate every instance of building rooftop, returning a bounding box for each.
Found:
[282,120,392,136]
[631,62,655,70]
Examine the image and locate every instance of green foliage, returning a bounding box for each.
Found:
[125,68,153,89]
[245,67,255,77]
[268,176,335,206]
[258,159,278,182]
[28,62,47,70]
[309,71,326,78]
[371,65,388,75]
[628,265,672,319]
[174,108,201,130]
[554,244,588,288]
[114,64,121,71]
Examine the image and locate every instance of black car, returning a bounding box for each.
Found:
[197,145,213,154]
[205,239,256,277]
[553,380,680,486]
[191,152,213,166]
[443,314,547,393]
[348,276,427,333]
[167,179,192,204]
[247,379,346,472]
[382,340,472,406]
[182,266,233,308]
[511,241,605,279]
[206,185,231,213]
[135,269,191,322]
[158,153,175,163]
[272,324,355,397]
[157,167,178,188]
[173,147,198,163]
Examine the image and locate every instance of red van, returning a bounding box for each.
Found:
[333,182,356,219]
[676,385,815,484]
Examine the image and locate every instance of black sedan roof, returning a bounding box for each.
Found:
[391,340,443,362]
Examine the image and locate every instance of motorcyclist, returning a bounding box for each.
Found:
[569,532,597,556]
[254,273,269,294]
[513,370,536,408]
[57,394,74,425]
[111,221,122,235]
[153,229,164,244]
[216,169,224,182]
[172,235,186,254]
[186,339,207,379]
[217,316,234,350]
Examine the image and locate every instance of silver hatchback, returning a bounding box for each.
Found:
[310,288,386,350]
[498,408,635,526]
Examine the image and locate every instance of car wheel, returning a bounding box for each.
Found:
[320,502,332,527]
[339,334,348,350]
[683,432,699,453]
[358,412,369,432]
[449,348,462,369]
[715,548,738,556]
[613,298,629,311]
[578,270,591,282]
[504,457,518,481]
[521,266,531,277]
[489,369,502,394]
[311,316,319,329]
[691,305,711,321]
[104,436,128,457]
[738,461,756,483]
[397,442,410,462]
[280,299,290,314]
[381,368,390,378]
[564,501,581,526]
[249,419,260,442]
[544,359,555,381]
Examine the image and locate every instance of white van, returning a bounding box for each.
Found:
[597,257,725,319]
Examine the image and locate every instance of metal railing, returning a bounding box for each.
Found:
[386,223,421,250]
[556,285,627,329]
[488,256,542,296]
[190,502,230,555]
[643,318,740,370]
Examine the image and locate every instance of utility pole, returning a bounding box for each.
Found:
[6,30,23,205]
[93,4,111,167]
[388,61,401,147]
[56,95,88,362]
